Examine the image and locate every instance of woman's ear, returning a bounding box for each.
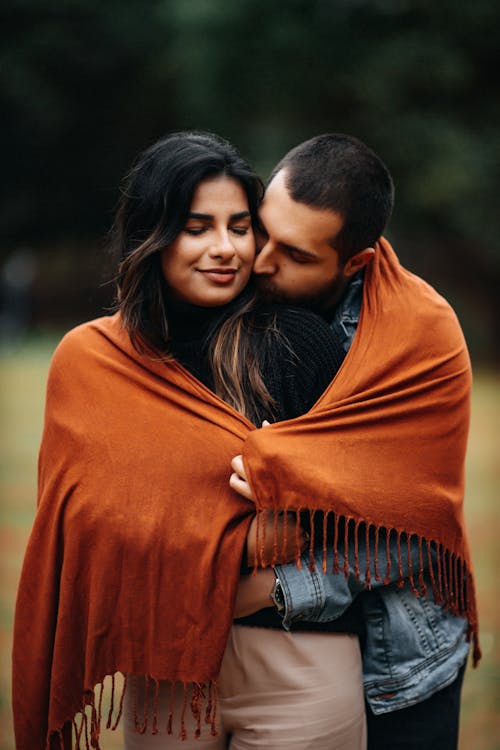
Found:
[343,247,375,278]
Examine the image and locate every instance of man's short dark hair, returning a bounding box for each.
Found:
[271,134,395,260]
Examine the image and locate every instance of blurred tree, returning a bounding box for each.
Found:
[161,0,500,357]
[1,0,499,358]
[1,0,177,241]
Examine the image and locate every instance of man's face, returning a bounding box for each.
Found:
[254,170,353,311]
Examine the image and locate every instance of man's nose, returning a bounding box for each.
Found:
[253,242,277,275]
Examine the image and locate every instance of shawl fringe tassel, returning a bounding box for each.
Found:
[50,676,219,749]
[252,507,481,666]
[49,506,480,748]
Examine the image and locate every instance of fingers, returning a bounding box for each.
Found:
[231,454,246,479]
[229,471,253,500]
[230,456,254,501]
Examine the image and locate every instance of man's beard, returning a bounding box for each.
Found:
[255,275,346,315]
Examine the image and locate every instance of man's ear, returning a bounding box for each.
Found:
[343,247,375,278]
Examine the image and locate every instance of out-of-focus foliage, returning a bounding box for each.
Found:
[1,0,499,358]
[1,0,176,239]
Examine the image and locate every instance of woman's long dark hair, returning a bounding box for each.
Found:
[112,131,279,422]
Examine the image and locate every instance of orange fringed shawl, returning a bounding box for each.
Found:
[243,237,479,660]
[13,316,256,749]
[13,237,479,749]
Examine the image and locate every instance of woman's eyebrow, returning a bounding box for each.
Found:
[187,212,212,220]
[187,211,250,221]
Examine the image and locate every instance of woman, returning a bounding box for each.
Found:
[12,132,365,750]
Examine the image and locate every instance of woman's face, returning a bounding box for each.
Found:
[161,175,255,307]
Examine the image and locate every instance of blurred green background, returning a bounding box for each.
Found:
[1,0,499,747]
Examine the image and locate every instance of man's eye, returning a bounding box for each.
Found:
[288,250,310,264]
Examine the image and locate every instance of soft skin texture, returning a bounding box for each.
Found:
[254,169,374,311]
[161,175,255,307]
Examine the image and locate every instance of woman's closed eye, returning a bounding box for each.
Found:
[184,225,250,237]
[230,225,251,236]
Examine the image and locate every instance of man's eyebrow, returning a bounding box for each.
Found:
[258,213,316,257]
[187,211,250,221]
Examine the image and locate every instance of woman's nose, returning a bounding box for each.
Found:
[253,242,277,275]
[208,230,236,258]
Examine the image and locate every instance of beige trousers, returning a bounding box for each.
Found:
[123,625,366,749]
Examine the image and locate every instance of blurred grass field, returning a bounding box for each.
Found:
[0,338,499,750]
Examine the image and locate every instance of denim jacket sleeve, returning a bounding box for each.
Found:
[275,529,429,629]
[274,273,470,712]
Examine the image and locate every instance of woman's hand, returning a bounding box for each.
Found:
[229,421,271,501]
[232,421,308,565]
[233,568,276,618]
[229,455,253,500]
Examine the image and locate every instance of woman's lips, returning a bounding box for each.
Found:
[198,269,238,284]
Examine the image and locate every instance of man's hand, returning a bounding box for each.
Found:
[234,568,276,618]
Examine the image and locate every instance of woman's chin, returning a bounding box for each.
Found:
[189,283,248,308]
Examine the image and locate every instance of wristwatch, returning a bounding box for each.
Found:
[269,572,285,614]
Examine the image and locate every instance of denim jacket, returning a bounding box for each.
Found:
[275,271,470,714]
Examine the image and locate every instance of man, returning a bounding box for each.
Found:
[230,134,476,749]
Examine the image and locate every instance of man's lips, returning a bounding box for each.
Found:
[197,268,239,284]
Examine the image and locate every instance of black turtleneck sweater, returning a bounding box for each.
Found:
[166,292,364,637]
[167,293,346,423]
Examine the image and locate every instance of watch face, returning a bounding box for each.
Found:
[271,578,285,613]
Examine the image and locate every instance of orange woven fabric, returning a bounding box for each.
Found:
[243,238,479,659]
[12,238,479,748]
[12,315,255,749]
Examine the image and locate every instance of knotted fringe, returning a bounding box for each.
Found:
[252,507,481,667]
[50,676,219,749]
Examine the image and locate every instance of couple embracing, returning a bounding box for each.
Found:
[13,131,478,750]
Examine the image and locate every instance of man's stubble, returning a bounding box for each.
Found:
[255,274,348,315]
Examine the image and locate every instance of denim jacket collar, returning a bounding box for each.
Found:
[328,269,364,352]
